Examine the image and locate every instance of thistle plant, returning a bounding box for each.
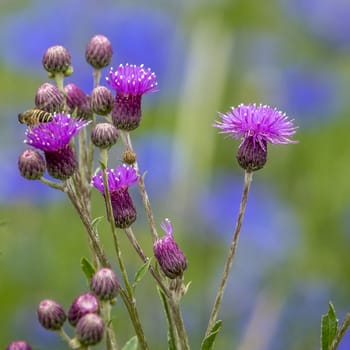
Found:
[12,34,326,350]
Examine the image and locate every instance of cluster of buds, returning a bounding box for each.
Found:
[35,268,119,347]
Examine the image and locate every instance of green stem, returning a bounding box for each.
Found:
[101,158,149,349]
[102,301,119,350]
[205,170,253,337]
[329,311,350,350]
[39,177,65,191]
[120,131,159,242]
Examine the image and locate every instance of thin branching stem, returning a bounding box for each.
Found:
[205,170,253,337]
[120,131,159,242]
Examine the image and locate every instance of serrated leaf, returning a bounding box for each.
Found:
[321,302,338,350]
[91,216,104,230]
[121,336,138,350]
[80,257,96,282]
[132,258,152,290]
[201,320,223,350]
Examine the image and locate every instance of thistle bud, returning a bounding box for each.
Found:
[91,123,118,149]
[35,83,65,113]
[122,150,137,165]
[90,268,119,301]
[64,83,92,120]
[85,34,113,69]
[6,341,32,350]
[68,293,100,327]
[37,299,66,330]
[153,219,187,279]
[90,86,114,115]
[76,313,105,346]
[42,45,72,75]
[18,149,46,180]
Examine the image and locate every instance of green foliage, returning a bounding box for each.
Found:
[121,336,138,350]
[80,256,96,283]
[132,258,152,290]
[321,302,338,350]
[201,320,223,350]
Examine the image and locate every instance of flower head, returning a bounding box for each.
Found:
[25,113,89,151]
[25,113,89,179]
[92,164,138,193]
[35,82,65,113]
[42,45,72,76]
[107,63,158,96]
[76,313,105,346]
[6,341,32,350]
[37,299,66,330]
[106,64,158,131]
[68,293,100,327]
[153,219,187,279]
[90,268,120,301]
[18,149,46,180]
[85,34,113,69]
[64,83,92,120]
[214,104,298,171]
[92,165,138,228]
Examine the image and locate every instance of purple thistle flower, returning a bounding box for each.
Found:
[214,103,298,171]
[92,164,138,228]
[24,113,89,180]
[153,219,187,279]
[90,268,119,301]
[76,313,105,346]
[106,63,158,131]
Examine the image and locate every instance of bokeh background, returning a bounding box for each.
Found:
[1,0,350,349]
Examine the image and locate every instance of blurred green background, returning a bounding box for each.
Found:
[2,0,350,349]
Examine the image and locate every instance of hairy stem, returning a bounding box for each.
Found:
[205,170,253,336]
[120,131,159,242]
[330,311,350,350]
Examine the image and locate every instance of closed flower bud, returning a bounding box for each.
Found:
[6,341,32,350]
[76,313,105,346]
[85,34,113,69]
[91,123,118,149]
[90,86,114,115]
[153,219,187,279]
[90,268,119,301]
[65,83,92,120]
[68,293,100,327]
[35,83,65,113]
[18,149,46,180]
[122,150,137,165]
[37,299,66,330]
[42,45,72,75]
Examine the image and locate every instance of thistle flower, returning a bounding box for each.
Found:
[6,341,32,350]
[24,113,89,180]
[68,293,100,327]
[214,103,298,171]
[91,123,118,149]
[35,82,65,113]
[90,268,119,301]
[90,86,114,115]
[18,149,46,180]
[76,313,105,346]
[64,83,92,120]
[153,219,187,279]
[106,64,158,131]
[42,45,72,76]
[92,165,138,228]
[37,299,66,330]
[85,34,113,69]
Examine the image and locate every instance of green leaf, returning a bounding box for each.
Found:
[80,257,96,282]
[321,301,338,350]
[201,320,223,350]
[132,258,152,290]
[121,336,138,350]
[91,216,104,230]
